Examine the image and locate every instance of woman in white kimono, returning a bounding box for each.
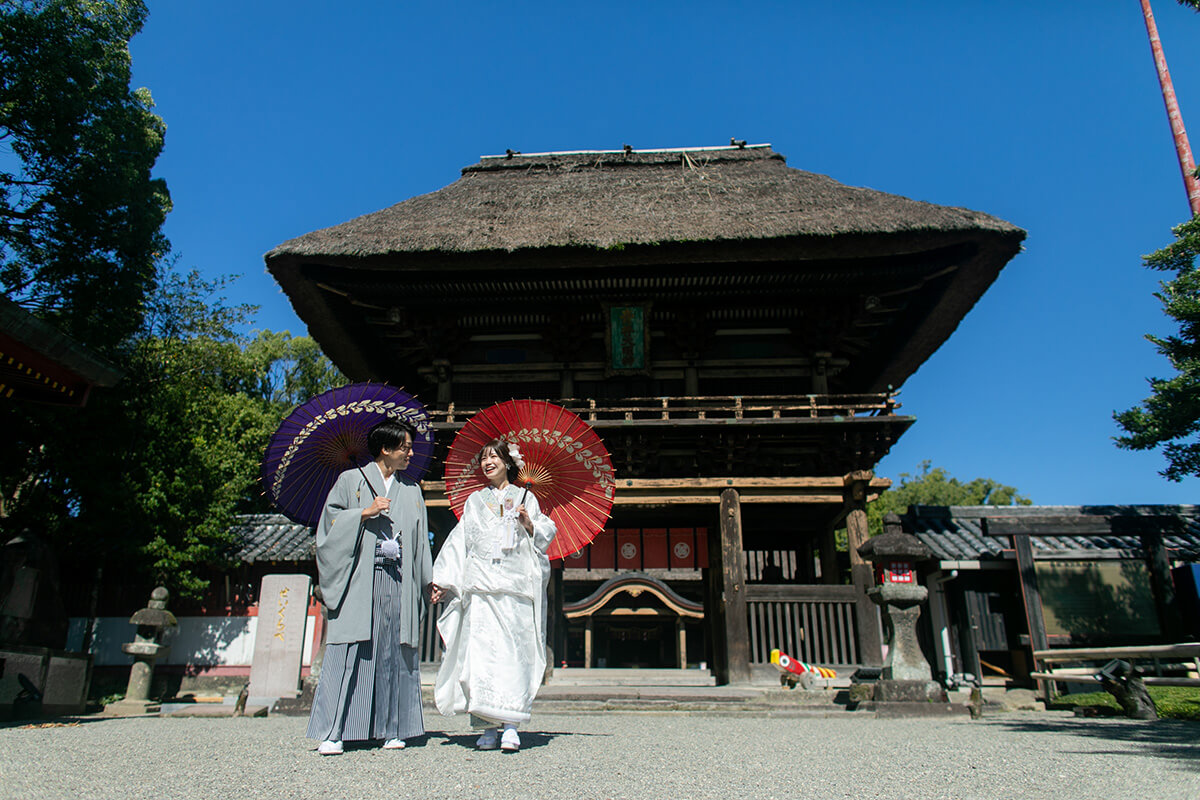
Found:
[305,419,442,755]
[432,438,556,752]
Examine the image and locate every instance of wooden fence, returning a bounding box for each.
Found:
[745,585,861,666]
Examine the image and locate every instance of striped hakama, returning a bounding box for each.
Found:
[306,547,424,742]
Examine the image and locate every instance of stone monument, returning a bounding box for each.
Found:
[104,587,177,716]
[248,574,312,700]
[0,530,92,718]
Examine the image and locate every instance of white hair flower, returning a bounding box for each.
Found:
[507,443,525,469]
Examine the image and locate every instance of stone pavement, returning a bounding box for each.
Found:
[1,708,1197,800]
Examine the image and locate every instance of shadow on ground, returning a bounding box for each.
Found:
[983,716,1200,771]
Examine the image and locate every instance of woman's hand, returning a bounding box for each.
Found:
[430,584,445,603]
[516,505,534,535]
[361,496,390,520]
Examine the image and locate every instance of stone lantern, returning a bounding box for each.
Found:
[855,513,947,705]
[104,587,177,716]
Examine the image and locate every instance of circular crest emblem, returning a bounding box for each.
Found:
[620,542,638,560]
[673,542,691,559]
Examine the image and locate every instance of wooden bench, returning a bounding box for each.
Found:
[1031,643,1200,688]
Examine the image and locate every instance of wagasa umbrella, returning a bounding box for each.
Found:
[443,399,615,560]
[261,382,434,527]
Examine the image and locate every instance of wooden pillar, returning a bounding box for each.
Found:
[677,618,687,668]
[1142,531,1182,640]
[584,617,593,669]
[684,362,699,396]
[844,471,883,666]
[811,352,830,395]
[434,359,452,405]
[559,367,574,399]
[552,568,565,668]
[1013,533,1050,701]
[819,523,839,584]
[716,488,752,684]
[544,568,560,683]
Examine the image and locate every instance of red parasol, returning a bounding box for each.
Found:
[444,400,616,560]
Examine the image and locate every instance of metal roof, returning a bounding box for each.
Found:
[902,505,1200,562]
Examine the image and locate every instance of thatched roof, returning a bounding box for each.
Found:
[269,145,1020,260]
[265,145,1025,389]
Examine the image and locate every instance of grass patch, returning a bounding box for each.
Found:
[1050,686,1200,721]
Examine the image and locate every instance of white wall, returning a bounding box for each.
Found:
[66,615,316,668]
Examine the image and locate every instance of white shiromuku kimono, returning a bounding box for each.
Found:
[433,484,556,725]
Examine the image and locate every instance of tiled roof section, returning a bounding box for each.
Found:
[231,514,314,562]
[902,505,1200,562]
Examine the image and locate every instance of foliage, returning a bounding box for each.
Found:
[0,0,170,351]
[0,270,345,597]
[1115,216,1200,480]
[867,460,1030,536]
[1050,686,1200,722]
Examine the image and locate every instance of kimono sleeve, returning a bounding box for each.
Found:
[314,472,365,613]
[431,506,469,600]
[525,493,557,554]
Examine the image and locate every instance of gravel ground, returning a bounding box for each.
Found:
[0,710,1197,800]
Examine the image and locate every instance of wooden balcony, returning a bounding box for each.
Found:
[428,392,902,427]
[420,393,913,481]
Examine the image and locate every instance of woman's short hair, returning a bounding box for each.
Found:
[479,438,519,480]
[367,418,416,458]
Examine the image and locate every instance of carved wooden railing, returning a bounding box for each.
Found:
[427,393,900,427]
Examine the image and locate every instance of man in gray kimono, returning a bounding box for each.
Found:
[305,418,441,754]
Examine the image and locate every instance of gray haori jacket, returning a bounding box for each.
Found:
[315,466,433,645]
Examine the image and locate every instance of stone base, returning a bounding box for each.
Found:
[873,680,947,703]
[872,702,968,718]
[271,675,317,716]
[166,704,268,718]
[102,699,161,716]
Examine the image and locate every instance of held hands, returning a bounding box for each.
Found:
[361,496,390,520]
[430,584,445,603]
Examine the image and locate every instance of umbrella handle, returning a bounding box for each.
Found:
[518,485,534,535]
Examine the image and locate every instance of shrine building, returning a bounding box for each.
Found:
[265,144,1024,683]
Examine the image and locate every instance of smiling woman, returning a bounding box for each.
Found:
[431,438,557,752]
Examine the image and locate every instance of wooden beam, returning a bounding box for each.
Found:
[421,476,890,508]
[986,515,1184,536]
[1035,642,1200,662]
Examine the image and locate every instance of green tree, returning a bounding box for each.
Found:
[0,269,345,597]
[65,271,344,596]
[1115,215,1200,480]
[0,0,170,351]
[868,461,1031,536]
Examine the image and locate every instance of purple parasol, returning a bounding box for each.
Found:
[261,382,435,528]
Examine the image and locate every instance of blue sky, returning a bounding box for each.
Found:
[130,1,1200,504]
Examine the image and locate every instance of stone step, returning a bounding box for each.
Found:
[546,668,716,687]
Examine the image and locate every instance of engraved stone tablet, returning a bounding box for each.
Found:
[248,574,311,698]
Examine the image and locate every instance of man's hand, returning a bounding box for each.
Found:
[361,496,390,520]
